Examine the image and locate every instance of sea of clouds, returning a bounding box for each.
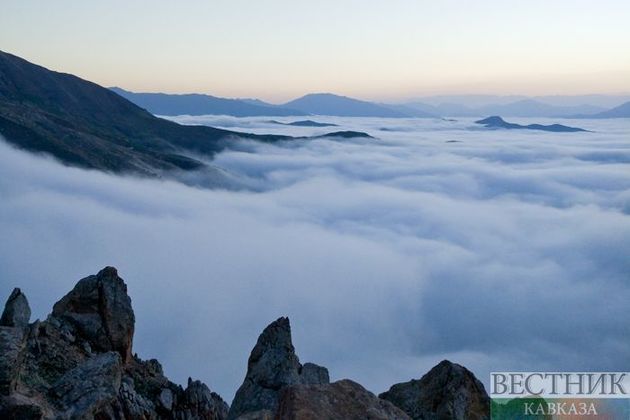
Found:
[1,116,629,401]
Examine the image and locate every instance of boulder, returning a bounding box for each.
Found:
[228,317,329,419]
[52,266,135,363]
[276,379,411,420]
[379,360,490,420]
[1,288,31,328]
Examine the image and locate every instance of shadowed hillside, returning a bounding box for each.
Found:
[0,51,290,176]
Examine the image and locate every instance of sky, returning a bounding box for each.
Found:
[1,117,629,400]
[2,0,630,102]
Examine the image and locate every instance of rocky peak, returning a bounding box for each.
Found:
[52,266,135,363]
[180,378,230,419]
[0,288,31,328]
[246,317,302,389]
[0,267,227,419]
[228,317,329,419]
[0,288,31,397]
[379,360,490,420]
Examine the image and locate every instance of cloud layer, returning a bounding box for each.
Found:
[1,117,629,401]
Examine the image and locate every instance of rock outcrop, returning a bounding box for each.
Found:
[277,379,410,420]
[228,317,329,419]
[0,266,227,419]
[0,288,30,396]
[229,317,411,420]
[0,267,490,420]
[379,360,490,420]
[52,266,135,364]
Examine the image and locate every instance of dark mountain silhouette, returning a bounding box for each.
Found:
[575,101,630,118]
[0,50,292,176]
[313,131,373,139]
[269,119,338,127]
[284,93,414,118]
[475,116,587,132]
[110,87,308,117]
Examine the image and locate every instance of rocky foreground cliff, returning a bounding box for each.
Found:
[0,267,490,419]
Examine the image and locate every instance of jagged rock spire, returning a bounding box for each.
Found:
[245,317,302,389]
[0,287,31,328]
[228,317,329,419]
[0,288,30,396]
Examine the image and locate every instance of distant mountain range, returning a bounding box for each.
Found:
[112,88,629,119]
[572,101,630,118]
[110,87,308,117]
[403,99,607,118]
[404,94,630,108]
[113,90,437,118]
[282,93,435,118]
[0,52,630,177]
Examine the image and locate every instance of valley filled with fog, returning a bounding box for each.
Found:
[1,117,628,401]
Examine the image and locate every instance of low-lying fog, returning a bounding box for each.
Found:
[1,117,629,401]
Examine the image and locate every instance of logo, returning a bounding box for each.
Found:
[490,372,630,419]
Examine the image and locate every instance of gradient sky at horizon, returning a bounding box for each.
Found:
[2,0,629,102]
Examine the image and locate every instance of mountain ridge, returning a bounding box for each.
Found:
[283,93,430,118]
[573,101,630,118]
[0,50,293,178]
[110,87,309,117]
[108,89,628,119]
